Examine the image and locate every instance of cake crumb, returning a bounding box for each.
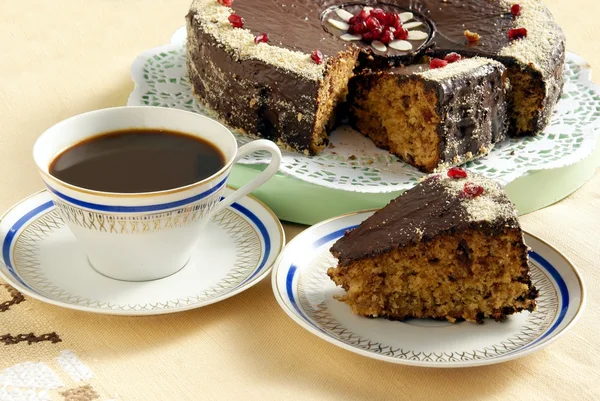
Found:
[464,29,481,43]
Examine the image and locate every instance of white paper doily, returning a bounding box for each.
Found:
[128,26,600,193]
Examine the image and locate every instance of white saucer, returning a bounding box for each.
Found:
[0,188,284,315]
[272,211,586,368]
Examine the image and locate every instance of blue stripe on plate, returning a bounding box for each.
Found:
[523,250,569,346]
[2,201,54,292]
[285,226,356,333]
[230,202,272,285]
[312,226,358,249]
[285,225,571,347]
[286,265,326,333]
[47,174,228,213]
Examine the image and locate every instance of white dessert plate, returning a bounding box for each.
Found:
[272,210,585,368]
[0,188,284,316]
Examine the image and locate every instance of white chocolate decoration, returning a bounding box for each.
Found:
[389,40,413,51]
[335,9,354,22]
[340,33,362,41]
[407,30,428,40]
[371,41,387,52]
[403,21,423,29]
[399,12,414,23]
[328,19,350,31]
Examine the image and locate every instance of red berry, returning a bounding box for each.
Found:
[424,174,441,183]
[394,27,408,40]
[430,58,449,69]
[254,33,269,44]
[366,16,381,30]
[362,27,383,41]
[462,182,485,198]
[217,0,233,6]
[349,21,368,34]
[511,4,521,16]
[228,14,244,28]
[311,49,324,65]
[444,52,462,63]
[447,167,467,179]
[370,8,387,23]
[508,27,527,40]
[386,13,401,28]
[373,27,383,39]
[380,29,395,44]
[358,9,369,21]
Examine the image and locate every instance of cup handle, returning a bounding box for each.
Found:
[212,139,282,214]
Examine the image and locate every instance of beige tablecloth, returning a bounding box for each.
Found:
[1,1,599,400]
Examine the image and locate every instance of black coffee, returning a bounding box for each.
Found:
[50,128,226,193]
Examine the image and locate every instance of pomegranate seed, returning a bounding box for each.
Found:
[461,182,485,198]
[349,16,358,25]
[444,52,462,63]
[254,33,269,44]
[380,30,394,44]
[447,167,467,179]
[349,21,368,34]
[511,4,521,16]
[228,14,244,28]
[370,8,387,23]
[362,27,383,41]
[217,0,233,6]
[311,49,324,65]
[366,16,381,30]
[386,13,401,28]
[430,58,448,69]
[358,9,369,21]
[424,174,441,183]
[508,27,527,41]
[394,27,408,40]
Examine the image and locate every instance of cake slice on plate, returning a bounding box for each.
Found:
[327,168,538,323]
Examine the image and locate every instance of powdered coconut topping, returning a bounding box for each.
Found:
[190,0,326,81]
[418,57,505,82]
[435,170,518,223]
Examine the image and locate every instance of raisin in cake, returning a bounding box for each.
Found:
[186,0,564,165]
[327,168,538,323]
[349,57,508,172]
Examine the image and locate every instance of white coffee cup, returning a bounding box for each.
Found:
[33,106,282,281]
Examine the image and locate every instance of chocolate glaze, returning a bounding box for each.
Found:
[186,16,323,151]
[330,175,522,266]
[348,59,508,172]
[187,0,565,154]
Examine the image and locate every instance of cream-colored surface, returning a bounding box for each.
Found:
[0,1,599,400]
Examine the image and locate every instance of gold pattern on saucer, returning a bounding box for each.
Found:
[11,208,262,311]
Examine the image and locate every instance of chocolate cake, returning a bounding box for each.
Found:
[327,168,538,323]
[186,0,564,166]
[349,57,509,172]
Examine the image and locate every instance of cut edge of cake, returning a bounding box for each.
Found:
[348,57,509,173]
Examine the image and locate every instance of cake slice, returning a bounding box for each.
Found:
[327,168,538,323]
[348,57,509,173]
